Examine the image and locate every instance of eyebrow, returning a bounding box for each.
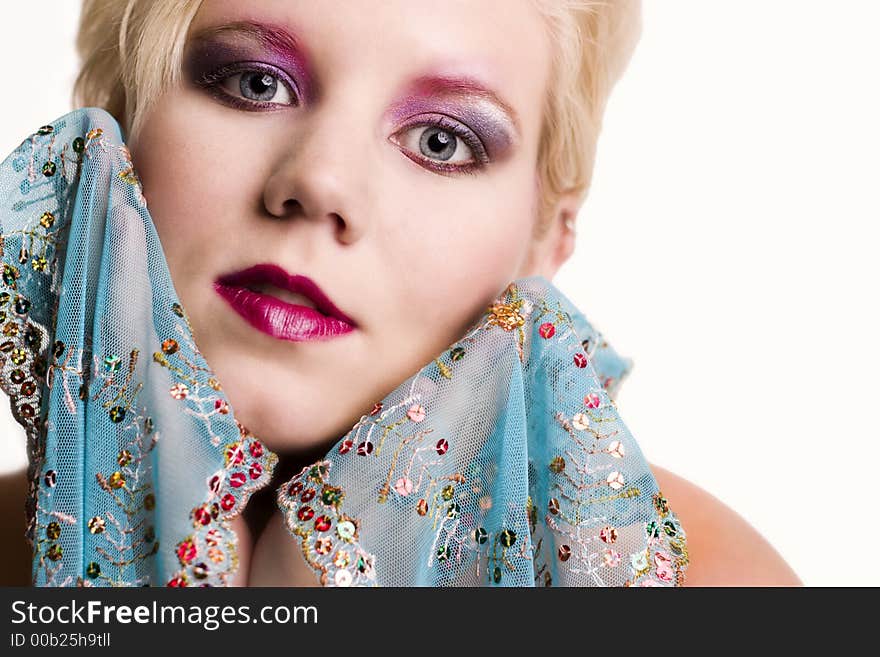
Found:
[188,20,303,59]
[188,20,521,134]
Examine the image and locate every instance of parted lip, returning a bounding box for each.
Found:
[214,264,357,326]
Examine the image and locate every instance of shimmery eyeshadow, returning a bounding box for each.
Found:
[185,21,316,104]
[386,75,520,160]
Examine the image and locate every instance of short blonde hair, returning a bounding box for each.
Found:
[74,0,641,236]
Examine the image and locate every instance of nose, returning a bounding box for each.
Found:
[261,107,370,245]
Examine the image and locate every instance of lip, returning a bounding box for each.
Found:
[214,264,357,342]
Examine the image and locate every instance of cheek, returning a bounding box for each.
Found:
[129,95,264,282]
[383,165,537,333]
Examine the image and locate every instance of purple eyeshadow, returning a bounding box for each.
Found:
[184,25,315,104]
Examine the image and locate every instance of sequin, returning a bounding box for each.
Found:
[446,502,460,518]
[487,301,525,332]
[334,570,352,586]
[224,444,244,466]
[297,506,314,522]
[194,507,211,526]
[334,551,350,568]
[86,562,100,578]
[108,471,125,488]
[108,406,126,423]
[450,346,465,361]
[558,545,572,561]
[72,137,85,154]
[161,338,178,354]
[314,515,332,532]
[547,498,559,515]
[117,450,132,466]
[653,493,670,515]
[103,354,121,373]
[336,519,356,541]
[220,494,235,511]
[435,438,449,455]
[10,369,25,384]
[143,494,155,510]
[602,549,621,568]
[549,456,565,473]
[473,527,488,544]
[417,499,428,516]
[15,296,31,314]
[573,352,588,368]
[44,470,56,487]
[47,544,63,561]
[599,526,618,544]
[39,211,55,229]
[46,522,61,540]
[631,550,649,572]
[31,256,48,272]
[356,441,373,456]
[436,546,448,562]
[321,485,343,507]
[37,125,54,135]
[169,382,189,399]
[539,322,556,339]
[441,485,454,501]
[500,529,517,547]
[338,438,354,454]
[41,161,56,177]
[229,472,246,488]
[315,538,332,555]
[407,403,426,422]
[177,538,197,564]
[493,566,502,584]
[584,392,601,409]
[394,477,413,496]
[300,488,315,503]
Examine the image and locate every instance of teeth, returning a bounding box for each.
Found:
[246,284,319,310]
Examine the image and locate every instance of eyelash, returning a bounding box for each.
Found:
[195,62,301,111]
[196,65,490,176]
[393,114,489,177]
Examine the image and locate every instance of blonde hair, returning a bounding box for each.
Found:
[73,0,641,235]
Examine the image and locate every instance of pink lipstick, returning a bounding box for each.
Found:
[214,264,356,342]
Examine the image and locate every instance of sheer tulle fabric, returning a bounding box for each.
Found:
[0,108,688,586]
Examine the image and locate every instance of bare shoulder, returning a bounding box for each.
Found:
[649,463,803,586]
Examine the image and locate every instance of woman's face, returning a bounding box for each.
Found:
[128,0,562,454]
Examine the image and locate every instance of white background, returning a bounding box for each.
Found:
[1,2,877,586]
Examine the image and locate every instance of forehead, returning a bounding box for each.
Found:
[189,0,551,131]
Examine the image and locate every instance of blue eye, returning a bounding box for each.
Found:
[222,71,294,105]
[195,63,299,110]
[390,114,489,176]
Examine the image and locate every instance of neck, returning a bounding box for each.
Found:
[232,440,336,586]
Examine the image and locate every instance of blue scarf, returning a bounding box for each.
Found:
[0,108,689,586]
